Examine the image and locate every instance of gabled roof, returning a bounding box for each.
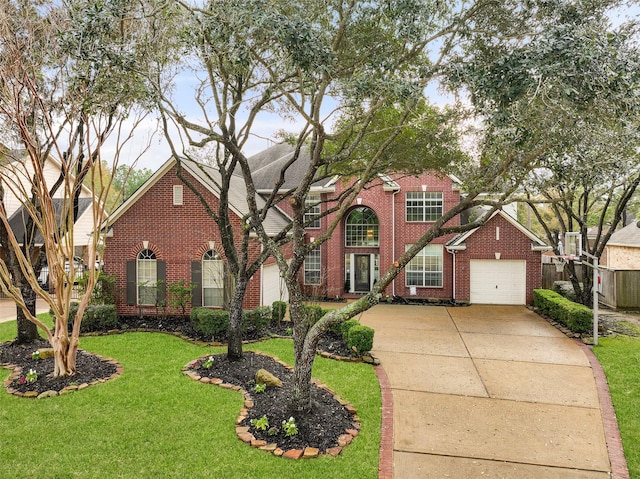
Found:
[7,198,93,245]
[446,209,551,251]
[246,142,461,194]
[105,157,291,237]
[246,143,334,193]
[607,221,640,248]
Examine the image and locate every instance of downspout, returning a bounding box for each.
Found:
[448,249,456,302]
[446,245,466,302]
[391,187,400,297]
[259,243,264,307]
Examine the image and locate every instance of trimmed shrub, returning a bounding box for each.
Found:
[190,308,229,338]
[339,318,360,338]
[303,304,325,324]
[533,289,592,333]
[347,325,375,354]
[81,305,117,332]
[272,301,287,326]
[245,306,272,334]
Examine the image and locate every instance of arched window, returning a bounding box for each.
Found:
[202,250,225,307]
[137,249,157,305]
[345,207,379,247]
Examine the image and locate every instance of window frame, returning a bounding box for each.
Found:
[304,193,321,229]
[405,244,443,288]
[406,191,443,223]
[202,250,225,307]
[304,246,321,285]
[345,207,379,247]
[137,248,157,305]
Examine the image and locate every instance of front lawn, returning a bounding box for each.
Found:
[594,336,640,479]
[0,320,381,478]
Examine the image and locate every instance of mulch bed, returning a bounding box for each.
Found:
[185,351,358,455]
[0,317,367,456]
[0,339,119,396]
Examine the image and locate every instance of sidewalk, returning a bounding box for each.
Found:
[358,304,626,479]
[0,298,50,324]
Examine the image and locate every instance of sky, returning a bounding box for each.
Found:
[111,2,638,171]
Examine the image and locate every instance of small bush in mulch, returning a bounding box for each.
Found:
[187,352,356,453]
[0,339,118,395]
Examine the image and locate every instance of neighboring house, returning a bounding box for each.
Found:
[103,144,551,314]
[0,148,98,284]
[102,157,291,316]
[602,221,640,269]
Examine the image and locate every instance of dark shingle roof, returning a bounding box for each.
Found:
[7,198,93,245]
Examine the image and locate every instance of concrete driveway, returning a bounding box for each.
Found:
[359,304,616,479]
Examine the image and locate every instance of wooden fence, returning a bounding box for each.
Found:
[542,263,640,310]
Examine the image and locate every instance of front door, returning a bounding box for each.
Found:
[354,254,371,292]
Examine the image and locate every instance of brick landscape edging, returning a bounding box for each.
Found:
[182,351,361,459]
[1,354,123,399]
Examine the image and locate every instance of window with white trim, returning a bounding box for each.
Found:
[406,244,443,287]
[202,250,225,307]
[406,191,443,222]
[345,207,379,247]
[304,193,321,228]
[137,249,157,305]
[304,246,321,285]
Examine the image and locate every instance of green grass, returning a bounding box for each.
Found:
[0,320,381,478]
[594,336,640,479]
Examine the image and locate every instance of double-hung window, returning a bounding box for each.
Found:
[406,192,443,222]
[202,250,225,307]
[406,244,443,287]
[137,249,157,305]
[304,193,321,228]
[304,246,321,285]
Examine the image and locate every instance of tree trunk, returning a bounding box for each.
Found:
[14,282,41,344]
[227,279,247,361]
[52,332,79,377]
[290,320,323,413]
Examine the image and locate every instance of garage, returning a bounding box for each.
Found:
[470,260,527,305]
[261,263,289,306]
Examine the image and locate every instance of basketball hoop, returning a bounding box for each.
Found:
[553,256,566,272]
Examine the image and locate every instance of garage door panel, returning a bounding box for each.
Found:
[470,260,526,305]
[262,264,288,305]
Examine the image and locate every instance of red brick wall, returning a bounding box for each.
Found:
[103,165,262,315]
[301,173,461,301]
[453,213,543,304]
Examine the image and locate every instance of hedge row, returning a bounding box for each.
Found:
[533,289,592,333]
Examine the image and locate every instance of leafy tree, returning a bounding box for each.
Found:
[449,0,640,306]
[112,164,154,205]
[0,0,152,375]
[142,0,549,413]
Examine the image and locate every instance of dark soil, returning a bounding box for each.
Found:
[0,339,117,394]
[1,318,359,453]
[188,352,356,452]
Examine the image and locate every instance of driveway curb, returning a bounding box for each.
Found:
[375,365,393,479]
[575,340,630,479]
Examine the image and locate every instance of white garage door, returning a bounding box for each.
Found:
[261,264,288,306]
[470,260,527,305]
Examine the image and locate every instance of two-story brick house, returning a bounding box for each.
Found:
[251,143,549,305]
[103,143,549,315]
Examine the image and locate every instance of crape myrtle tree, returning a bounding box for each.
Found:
[147,0,548,412]
[448,0,640,306]
[0,0,151,375]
